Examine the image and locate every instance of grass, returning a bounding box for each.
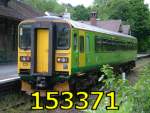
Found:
[0,92,80,113]
[0,92,33,113]
[131,63,150,113]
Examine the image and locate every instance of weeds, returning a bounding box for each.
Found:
[85,63,150,113]
[132,64,150,113]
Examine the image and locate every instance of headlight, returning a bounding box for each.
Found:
[57,57,68,63]
[20,56,31,62]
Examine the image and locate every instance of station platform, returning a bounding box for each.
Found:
[0,64,19,84]
[137,54,150,59]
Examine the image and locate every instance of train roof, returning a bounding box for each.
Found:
[21,16,136,40]
[68,20,136,39]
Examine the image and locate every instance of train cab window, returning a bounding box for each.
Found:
[79,36,84,53]
[19,25,31,50]
[73,33,78,51]
[56,23,70,50]
[86,35,90,52]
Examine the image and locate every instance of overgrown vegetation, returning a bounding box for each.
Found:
[132,64,150,113]
[85,63,150,113]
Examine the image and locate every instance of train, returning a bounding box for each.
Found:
[18,16,137,95]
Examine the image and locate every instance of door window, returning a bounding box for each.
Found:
[73,33,78,52]
[86,36,90,52]
[79,36,84,53]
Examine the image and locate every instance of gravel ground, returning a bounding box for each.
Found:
[127,57,150,85]
[0,93,84,113]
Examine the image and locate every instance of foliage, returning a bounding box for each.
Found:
[22,0,65,13]
[85,65,134,113]
[72,5,90,20]
[85,64,150,113]
[22,0,90,20]
[62,3,75,18]
[129,0,150,52]
[101,65,134,97]
[107,0,132,22]
[91,0,111,20]
[132,64,150,113]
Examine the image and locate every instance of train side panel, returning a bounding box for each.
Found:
[71,28,137,74]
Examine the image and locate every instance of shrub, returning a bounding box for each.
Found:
[85,64,150,113]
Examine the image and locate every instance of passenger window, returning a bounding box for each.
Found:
[79,36,84,53]
[86,36,90,52]
[73,33,77,51]
[95,36,102,52]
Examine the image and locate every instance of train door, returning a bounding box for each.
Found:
[36,29,49,73]
[79,30,85,68]
[85,33,91,66]
[72,30,79,72]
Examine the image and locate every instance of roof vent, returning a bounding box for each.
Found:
[62,8,71,19]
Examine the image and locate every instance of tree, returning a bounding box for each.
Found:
[129,0,150,52]
[22,0,65,13]
[72,5,90,21]
[108,0,132,22]
[62,3,75,18]
[92,0,111,20]
[22,0,90,20]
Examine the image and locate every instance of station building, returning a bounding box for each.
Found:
[0,0,43,63]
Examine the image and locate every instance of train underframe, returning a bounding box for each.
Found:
[20,60,136,96]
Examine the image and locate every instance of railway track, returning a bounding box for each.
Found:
[0,101,26,112]
[137,54,150,60]
[0,77,26,112]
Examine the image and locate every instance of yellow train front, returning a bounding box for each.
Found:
[18,16,137,95]
[18,17,73,94]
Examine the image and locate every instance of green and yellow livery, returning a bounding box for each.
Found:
[18,16,137,95]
